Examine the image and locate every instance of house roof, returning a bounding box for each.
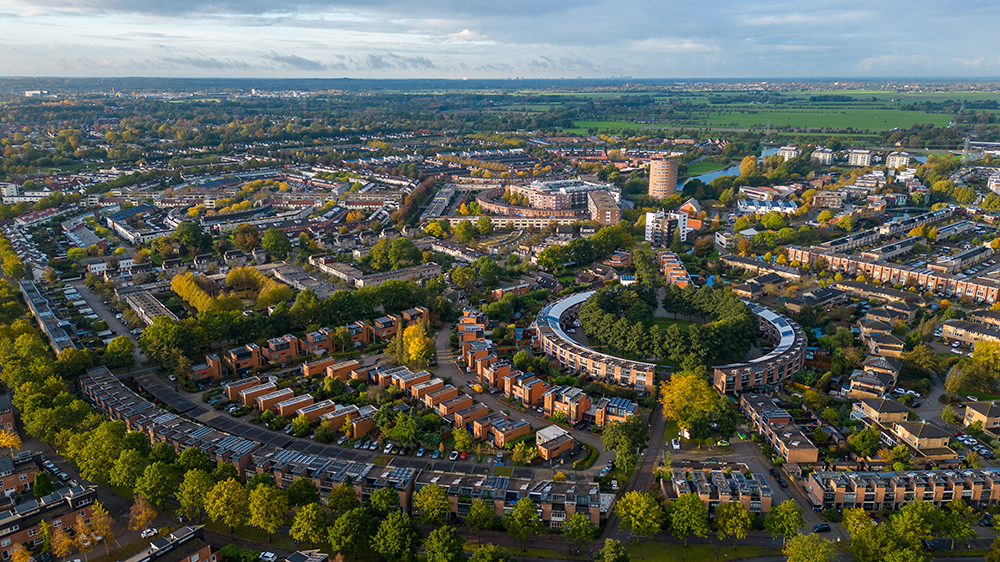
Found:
[859,398,909,414]
[895,421,950,440]
[965,401,1000,419]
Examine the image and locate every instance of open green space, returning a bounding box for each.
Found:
[626,541,780,562]
[684,161,731,175]
[664,420,679,442]
[702,107,954,131]
[465,544,586,560]
[650,318,700,331]
[961,390,1000,401]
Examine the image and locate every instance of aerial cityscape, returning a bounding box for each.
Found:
[5,3,1000,562]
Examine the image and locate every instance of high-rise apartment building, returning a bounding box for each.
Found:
[648,157,678,199]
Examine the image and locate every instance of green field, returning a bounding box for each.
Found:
[684,161,731,175]
[702,107,954,131]
[650,318,700,331]
[627,541,780,562]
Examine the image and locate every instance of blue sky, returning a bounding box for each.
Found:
[1,0,998,78]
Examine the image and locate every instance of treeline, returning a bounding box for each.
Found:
[0,233,25,278]
[535,224,634,272]
[225,267,293,308]
[391,177,435,226]
[172,272,243,314]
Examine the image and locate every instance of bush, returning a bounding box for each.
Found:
[218,545,260,562]
[573,443,599,471]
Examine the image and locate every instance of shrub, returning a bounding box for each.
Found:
[218,545,260,562]
[573,443,599,471]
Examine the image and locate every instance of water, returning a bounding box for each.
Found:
[682,147,780,187]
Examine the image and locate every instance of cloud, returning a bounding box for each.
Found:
[268,52,327,71]
[445,29,485,42]
[159,55,253,70]
[631,38,719,53]
[361,52,436,70]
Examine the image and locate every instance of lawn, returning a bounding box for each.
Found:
[465,543,586,560]
[702,107,954,131]
[684,161,731,175]
[202,517,334,555]
[493,466,513,477]
[664,420,679,442]
[962,390,1000,401]
[649,318,700,331]
[627,541,780,562]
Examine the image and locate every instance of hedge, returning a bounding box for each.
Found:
[574,443,598,471]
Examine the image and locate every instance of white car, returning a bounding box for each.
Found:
[140,528,157,539]
[383,443,393,454]
[449,450,459,461]
[259,553,277,562]
[672,438,680,450]
[168,375,176,381]
[968,395,980,402]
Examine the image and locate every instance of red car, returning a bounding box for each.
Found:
[954,432,966,438]
[459,451,467,460]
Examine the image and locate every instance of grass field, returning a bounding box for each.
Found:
[650,318,700,331]
[627,541,780,562]
[961,390,1000,401]
[684,161,731,175]
[702,107,954,131]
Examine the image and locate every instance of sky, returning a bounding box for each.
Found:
[1,0,999,79]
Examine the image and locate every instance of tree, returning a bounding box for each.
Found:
[262,228,292,259]
[739,155,758,177]
[944,499,977,549]
[562,511,595,553]
[369,486,401,516]
[291,414,311,437]
[506,497,545,550]
[178,469,214,522]
[594,539,629,562]
[249,485,288,541]
[135,461,180,507]
[512,350,532,371]
[68,247,88,261]
[765,500,804,546]
[670,493,709,547]
[0,429,22,457]
[205,478,250,532]
[373,510,421,562]
[105,335,136,367]
[425,526,465,562]
[74,517,96,555]
[453,427,476,451]
[329,482,359,515]
[179,447,214,473]
[469,544,511,562]
[414,484,451,525]
[290,502,329,547]
[91,502,116,556]
[715,500,752,547]
[129,495,157,531]
[987,536,1000,562]
[329,507,377,559]
[233,223,261,251]
[783,533,838,562]
[51,527,74,559]
[615,491,665,542]
[477,216,494,237]
[33,471,54,497]
[658,373,717,429]
[9,544,30,562]
[465,498,496,542]
[455,220,477,243]
[286,477,319,507]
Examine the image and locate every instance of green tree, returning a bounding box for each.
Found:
[783,533,839,562]
[715,500,752,547]
[562,511,595,553]
[455,221,477,243]
[765,500,804,546]
[134,461,180,507]
[594,539,629,562]
[249,484,288,542]
[425,526,465,562]
[105,335,135,367]
[369,486,401,516]
[414,484,451,525]
[477,216,494,237]
[465,498,496,542]
[262,228,292,259]
[506,497,545,551]
[373,510,422,562]
[111,448,148,488]
[453,427,476,451]
[178,447,214,473]
[329,507,377,559]
[615,491,665,542]
[290,503,329,547]
[178,469,214,522]
[328,482,358,515]
[670,493,709,547]
[986,536,1000,562]
[469,544,510,562]
[33,472,54,498]
[291,414,311,438]
[205,478,250,532]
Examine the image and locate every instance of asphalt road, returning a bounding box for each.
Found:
[71,279,146,365]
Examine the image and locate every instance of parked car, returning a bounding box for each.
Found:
[777,478,788,488]
[449,450,459,461]
[968,395,980,402]
[459,451,467,460]
[383,443,393,454]
[769,468,780,478]
[259,553,278,562]
[813,524,831,533]
[369,441,378,450]
[496,452,503,465]
[167,375,176,381]
[671,438,680,450]
[354,439,363,449]
[140,528,158,539]
[432,449,441,459]
[416,447,425,457]
[337,435,348,446]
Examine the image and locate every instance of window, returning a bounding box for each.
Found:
[27,528,37,537]
[17,474,26,481]
[0,540,9,548]
[53,520,61,527]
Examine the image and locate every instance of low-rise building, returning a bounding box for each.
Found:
[536,425,575,461]
[805,468,1000,511]
[964,401,1000,432]
[542,386,592,424]
[943,319,1000,346]
[740,394,819,464]
[225,343,264,377]
[591,397,639,428]
[661,466,773,514]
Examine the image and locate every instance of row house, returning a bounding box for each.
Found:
[0,486,98,556]
[661,467,774,514]
[968,310,1000,331]
[542,386,592,424]
[371,315,402,341]
[401,307,431,327]
[491,283,530,302]
[325,360,362,382]
[866,333,906,358]
[0,453,42,499]
[740,394,819,464]
[320,404,364,431]
[413,470,602,526]
[943,319,1000,346]
[411,378,446,402]
[423,385,460,409]
[297,399,338,423]
[304,328,334,356]
[805,468,1000,511]
[239,383,277,407]
[478,416,530,448]
[345,321,373,348]
[120,526,214,562]
[301,356,341,378]
[851,400,956,464]
[451,403,490,432]
[437,395,474,418]
[224,376,266,401]
[0,395,13,434]
[964,401,1000,434]
[277,395,315,417]
[256,389,295,413]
